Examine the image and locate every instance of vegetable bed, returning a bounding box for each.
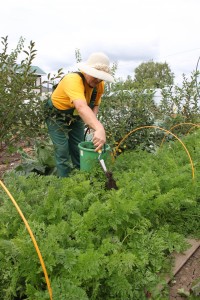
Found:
[0,130,200,300]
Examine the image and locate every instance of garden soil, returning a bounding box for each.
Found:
[169,246,200,299]
[0,145,200,299]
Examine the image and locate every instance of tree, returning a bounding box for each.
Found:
[134,60,174,89]
[0,36,63,151]
[0,36,42,150]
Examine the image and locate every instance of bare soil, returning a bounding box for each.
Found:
[0,143,34,178]
[0,146,200,299]
[0,150,21,178]
[169,246,200,299]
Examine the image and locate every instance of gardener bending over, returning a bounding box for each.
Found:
[45,52,114,177]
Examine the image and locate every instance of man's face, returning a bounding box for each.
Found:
[84,74,102,88]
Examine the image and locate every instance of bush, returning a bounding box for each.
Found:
[0,36,63,152]
[99,88,157,153]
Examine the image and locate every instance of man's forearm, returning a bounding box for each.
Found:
[73,99,106,150]
[73,100,102,131]
[92,105,99,116]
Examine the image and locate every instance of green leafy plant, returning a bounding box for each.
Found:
[0,36,42,151]
[99,88,157,152]
[0,36,64,153]
[1,130,200,299]
[14,139,57,176]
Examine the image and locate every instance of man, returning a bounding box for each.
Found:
[45,52,114,177]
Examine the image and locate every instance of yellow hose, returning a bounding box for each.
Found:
[113,125,195,179]
[160,122,200,147]
[186,124,200,135]
[0,179,53,300]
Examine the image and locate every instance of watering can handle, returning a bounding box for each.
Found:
[84,126,90,141]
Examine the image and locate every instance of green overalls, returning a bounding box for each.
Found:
[45,74,97,177]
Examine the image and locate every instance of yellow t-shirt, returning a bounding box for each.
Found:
[51,72,104,110]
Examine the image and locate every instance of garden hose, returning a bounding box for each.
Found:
[160,122,200,147]
[0,179,53,300]
[114,125,195,180]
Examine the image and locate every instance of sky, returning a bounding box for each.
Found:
[1,0,200,85]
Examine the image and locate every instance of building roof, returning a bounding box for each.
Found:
[15,64,46,76]
[30,66,46,76]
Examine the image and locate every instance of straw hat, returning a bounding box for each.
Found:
[77,52,114,83]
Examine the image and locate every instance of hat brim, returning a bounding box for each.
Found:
[77,62,114,83]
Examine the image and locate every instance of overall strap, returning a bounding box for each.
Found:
[74,71,97,108]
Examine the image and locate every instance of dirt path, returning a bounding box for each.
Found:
[169,246,200,299]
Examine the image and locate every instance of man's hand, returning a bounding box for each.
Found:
[73,99,106,151]
[93,127,106,152]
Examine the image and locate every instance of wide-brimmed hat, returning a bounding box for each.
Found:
[77,52,114,83]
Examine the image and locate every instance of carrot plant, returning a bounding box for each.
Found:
[0,130,200,299]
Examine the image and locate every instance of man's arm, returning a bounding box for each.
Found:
[92,105,99,116]
[73,99,105,151]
